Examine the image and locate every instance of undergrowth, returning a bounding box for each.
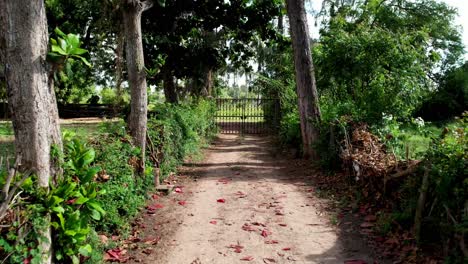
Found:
[0,100,216,263]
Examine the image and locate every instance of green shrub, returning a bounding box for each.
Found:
[279,111,301,149]
[91,132,150,235]
[0,135,106,264]
[421,114,467,258]
[147,100,217,178]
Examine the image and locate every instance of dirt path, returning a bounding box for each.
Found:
[130,134,382,264]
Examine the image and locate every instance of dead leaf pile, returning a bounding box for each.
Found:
[340,124,397,177]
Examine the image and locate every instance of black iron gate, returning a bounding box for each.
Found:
[215,98,280,134]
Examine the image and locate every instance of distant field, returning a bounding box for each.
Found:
[0,118,119,158]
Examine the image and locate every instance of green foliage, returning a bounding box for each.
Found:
[91,129,150,235]
[0,122,13,136]
[315,0,464,124]
[147,100,217,177]
[417,62,468,121]
[100,87,130,105]
[47,28,95,104]
[422,114,467,248]
[279,112,301,149]
[0,136,105,263]
[47,136,105,263]
[48,27,91,68]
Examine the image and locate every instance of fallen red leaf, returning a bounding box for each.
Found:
[240,256,254,261]
[228,244,244,253]
[265,240,279,244]
[146,203,164,214]
[217,198,226,203]
[252,222,266,227]
[282,247,291,251]
[263,258,276,263]
[278,223,287,227]
[104,248,128,262]
[209,220,217,225]
[261,229,270,237]
[174,187,183,193]
[178,200,186,206]
[218,178,231,184]
[151,194,159,200]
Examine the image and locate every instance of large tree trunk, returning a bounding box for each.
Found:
[163,69,178,103]
[286,0,321,159]
[200,66,213,98]
[0,0,62,262]
[122,0,152,173]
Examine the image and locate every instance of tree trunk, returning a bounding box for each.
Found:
[286,0,321,159]
[0,0,62,262]
[201,66,213,98]
[163,69,178,103]
[122,0,152,173]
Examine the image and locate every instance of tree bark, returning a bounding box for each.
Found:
[0,0,62,262]
[200,66,213,98]
[163,68,178,103]
[122,0,152,173]
[286,0,322,159]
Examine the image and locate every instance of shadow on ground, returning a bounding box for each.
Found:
[180,134,390,264]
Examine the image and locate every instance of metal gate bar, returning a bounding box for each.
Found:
[215,98,279,134]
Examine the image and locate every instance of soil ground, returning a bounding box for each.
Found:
[126,134,389,264]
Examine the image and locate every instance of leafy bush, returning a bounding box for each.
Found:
[147,100,217,177]
[420,113,467,259]
[48,136,106,263]
[279,111,301,149]
[416,62,468,121]
[91,130,150,235]
[89,100,216,236]
[0,135,106,264]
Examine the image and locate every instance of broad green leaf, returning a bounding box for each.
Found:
[78,244,92,257]
[81,148,95,166]
[57,213,65,230]
[64,230,77,236]
[58,38,68,53]
[51,45,67,56]
[74,196,89,205]
[72,48,88,55]
[52,206,65,214]
[67,33,80,49]
[54,27,67,38]
[90,209,101,220]
[72,255,80,264]
[87,201,105,215]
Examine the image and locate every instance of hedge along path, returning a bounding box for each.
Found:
[131,134,383,264]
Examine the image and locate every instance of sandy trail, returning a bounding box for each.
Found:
[142,134,377,264]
